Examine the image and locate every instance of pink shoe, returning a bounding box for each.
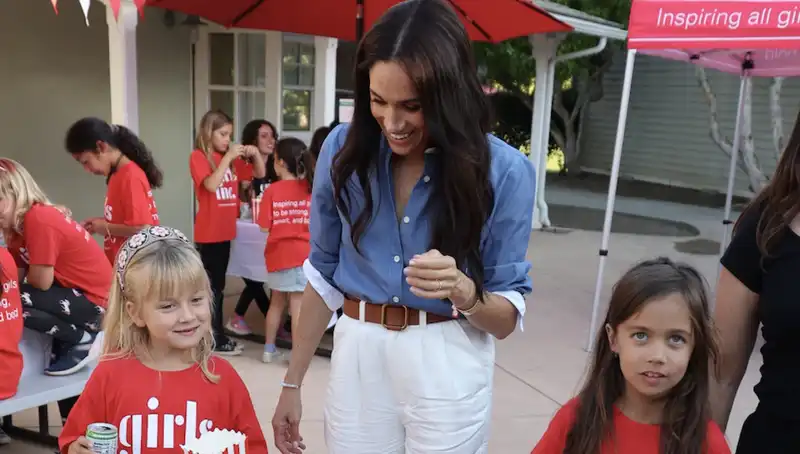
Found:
[225,315,252,336]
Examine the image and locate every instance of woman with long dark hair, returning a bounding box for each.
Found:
[225,119,277,336]
[65,117,162,264]
[271,1,535,452]
[713,108,800,453]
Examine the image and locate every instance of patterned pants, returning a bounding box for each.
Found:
[20,282,104,346]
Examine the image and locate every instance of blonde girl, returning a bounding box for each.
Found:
[190,110,265,355]
[0,158,110,376]
[532,257,730,454]
[58,226,268,454]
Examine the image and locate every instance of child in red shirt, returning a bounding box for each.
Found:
[257,138,314,363]
[532,258,730,454]
[59,226,268,454]
[0,246,23,400]
[64,117,162,264]
[190,110,265,356]
[0,158,110,377]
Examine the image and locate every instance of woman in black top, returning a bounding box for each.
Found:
[714,109,800,453]
[224,119,278,336]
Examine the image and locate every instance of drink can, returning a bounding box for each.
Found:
[86,422,118,454]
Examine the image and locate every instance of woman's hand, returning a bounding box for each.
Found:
[67,437,94,454]
[272,388,306,454]
[243,145,260,159]
[82,217,108,236]
[405,249,471,303]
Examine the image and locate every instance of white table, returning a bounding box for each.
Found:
[227,219,268,283]
[226,219,337,329]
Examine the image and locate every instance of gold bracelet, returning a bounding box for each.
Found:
[457,296,481,316]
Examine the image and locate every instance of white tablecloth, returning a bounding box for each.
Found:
[227,219,268,283]
[227,219,338,329]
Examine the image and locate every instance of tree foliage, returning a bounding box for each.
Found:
[475,0,632,169]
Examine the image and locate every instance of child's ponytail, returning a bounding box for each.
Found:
[112,125,164,189]
[298,148,316,193]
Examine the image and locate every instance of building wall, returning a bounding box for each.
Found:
[579,51,800,196]
[0,1,194,236]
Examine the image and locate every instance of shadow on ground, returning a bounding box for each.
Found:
[548,204,700,237]
[673,238,722,255]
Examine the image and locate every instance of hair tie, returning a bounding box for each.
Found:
[116,226,191,291]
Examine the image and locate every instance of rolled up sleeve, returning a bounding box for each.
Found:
[307,125,348,310]
[484,153,535,331]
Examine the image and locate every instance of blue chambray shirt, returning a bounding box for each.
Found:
[309,124,535,318]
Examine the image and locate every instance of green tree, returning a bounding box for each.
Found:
[475,0,631,173]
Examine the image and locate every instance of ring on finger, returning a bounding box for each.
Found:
[436,279,443,291]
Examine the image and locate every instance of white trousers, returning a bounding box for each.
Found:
[324,309,495,454]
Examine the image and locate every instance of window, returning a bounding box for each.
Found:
[207,32,267,137]
[282,38,315,131]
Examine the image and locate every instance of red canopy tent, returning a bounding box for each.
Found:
[587,0,800,350]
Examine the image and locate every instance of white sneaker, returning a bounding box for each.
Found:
[0,427,11,445]
[261,350,283,363]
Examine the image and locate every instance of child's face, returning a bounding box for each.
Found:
[606,293,695,401]
[211,124,233,153]
[132,290,212,353]
[0,197,15,229]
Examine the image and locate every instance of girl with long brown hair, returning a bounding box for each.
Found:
[533,258,729,454]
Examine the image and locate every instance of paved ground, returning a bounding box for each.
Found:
[10,187,760,453]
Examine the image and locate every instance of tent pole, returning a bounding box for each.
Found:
[586,49,637,352]
[715,73,749,298]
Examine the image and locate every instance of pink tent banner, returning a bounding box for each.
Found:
[629,0,800,49]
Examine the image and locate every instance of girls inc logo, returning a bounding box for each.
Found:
[215,169,237,201]
[117,397,224,454]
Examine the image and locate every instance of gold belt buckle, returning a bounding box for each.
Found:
[380,304,409,331]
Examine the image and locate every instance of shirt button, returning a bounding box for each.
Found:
[393,255,401,263]
[402,216,410,224]
[392,296,400,303]
[423,175,430,183]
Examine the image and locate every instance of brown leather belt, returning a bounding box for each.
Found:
[343,298,451,331]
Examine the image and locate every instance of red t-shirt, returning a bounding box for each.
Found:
[257,180,311,272]
[0,247,22,400]
[7,204,111,308]
[532,398,731,454]
[104,161,160,263]
[190,150,239,243]
[235,159,254,182]
[59,356,268,454]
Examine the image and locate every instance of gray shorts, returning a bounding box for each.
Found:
[266,266,308,293]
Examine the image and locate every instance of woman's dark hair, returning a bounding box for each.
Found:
[309,126,332,160]
[241,119,279,183]
[330,0,493,299]
[565,257,719,454]
[275,137,315,193]
[736,108,800,261]
[65,117,163,189]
